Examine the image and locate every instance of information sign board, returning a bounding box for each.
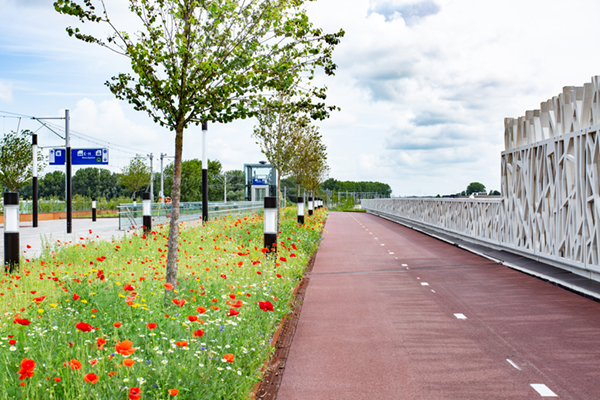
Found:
[49,148,109,166]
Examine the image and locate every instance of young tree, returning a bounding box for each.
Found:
[54,0,344,297]
[120,155,151,199]
[253,96,312,230]
[289,126,327,200]
[0,130,46,192]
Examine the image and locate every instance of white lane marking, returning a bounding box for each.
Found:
[530,384,557,397]
[431,290,436,293]
[506,359,521,371]
[421,282,429,286]
[380,243,385,246]
[389,252,394,254]
[369,232,373,235]
[416,277,420,280]
[395,257,399,260]
[454,313,467,320]
[401,264,408,267]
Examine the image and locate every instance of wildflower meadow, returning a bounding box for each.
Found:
[0,206,326,399]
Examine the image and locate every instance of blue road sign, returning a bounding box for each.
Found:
[49,148,65,165]
[72,148,109,165]
[49,148,109,166]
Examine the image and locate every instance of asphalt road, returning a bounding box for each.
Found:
[277,212,600,400]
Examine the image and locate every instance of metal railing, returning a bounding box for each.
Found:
[118,201,263,230]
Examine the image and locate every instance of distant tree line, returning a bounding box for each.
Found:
[18,159,245,203]
[321,178,392,197]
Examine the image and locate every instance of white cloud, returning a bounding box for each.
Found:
[5,0,600,196]
[0,81,12,103]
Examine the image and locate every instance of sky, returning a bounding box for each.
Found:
[1,0,600,196]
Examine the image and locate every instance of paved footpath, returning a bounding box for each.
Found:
[277,212,600,400]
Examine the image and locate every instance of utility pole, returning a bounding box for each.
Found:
[202,122,208,224]
[32,133,38,228]
[66,109,72,234]
[160,153,165,202]
[148,153,154,201]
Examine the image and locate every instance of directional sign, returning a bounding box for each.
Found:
[49,148,109,166]
[72,148,109,165]
[49,148,66,165]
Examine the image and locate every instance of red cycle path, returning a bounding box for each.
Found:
[276,212,600,400]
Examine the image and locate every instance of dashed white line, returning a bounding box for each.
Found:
[388,252,394,254]
[431,290,436,293]
[506,359,521,371]
[401,264,408,267]
[454,313,467,320]
[530,384,557,397]
[380,244,385,246]
[421,282,429,286]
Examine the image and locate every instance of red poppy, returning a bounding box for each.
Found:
[14,317,30,326]
[168,388,179,396]
[54,377,61,382]
[69,358,83,370]
[73,293,80,301]
[96,338,106,349]
[196,306,207,314]
[259,301,274,312]
[123,284,135,291]
[172,298,186,307]
[8,339,16,345]
[113,322,122,328]
[76,322,93,332]
[256,271,262,275]
[223,353,235,363]
[175,341,188,347]
[280,257,287,262]
[164,283,174,290]
[91,308,98,313]
[129,387,142,400]
[18,358,35,380]
[188,316,198,322]
[123,359,135,367]
[33,296,46,304]
[227,308,240,317]
[84,372,99,384]
[227,300,243,308]
[147,323,157,330]
[115,340,136,356]
[193,329,205,338]
[276,274,282,278]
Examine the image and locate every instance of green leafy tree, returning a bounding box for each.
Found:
[120,156,151,199]
[39,170,66,199]
[253,95,312,229]
[466,182,486,196]
[224,170,244,202]
[73,167,121,199]
[0,130,46,192]
[160,159,222,202]
[54,0,344,295]
[290,126,326,199]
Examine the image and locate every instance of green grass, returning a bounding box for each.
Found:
[0,207,326,399]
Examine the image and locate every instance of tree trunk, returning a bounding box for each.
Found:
[165,123,184,304]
